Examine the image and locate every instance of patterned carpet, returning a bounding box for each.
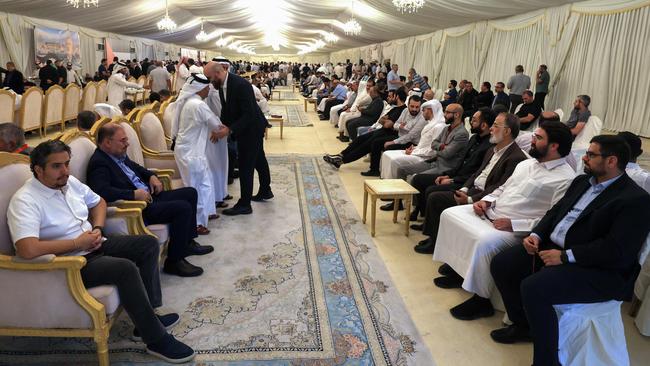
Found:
[0,155,434,366]
[268,105,313,127]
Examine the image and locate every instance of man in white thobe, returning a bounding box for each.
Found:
[338,79,373,139]
[107,62,142,107]
[172,74,221,229]
[175,58,190,93]
[432,121,576,321]
[380,99,446,179]
[329,81,358,125]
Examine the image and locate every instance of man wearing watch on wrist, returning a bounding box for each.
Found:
[489,135,650,366]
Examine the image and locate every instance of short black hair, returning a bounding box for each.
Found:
[617,131,643,160]
[396,88,408,103]
[101,58,107,63]
[477,107,496,127]
[502,113,520,138]
[159,89,171,98]
[119,99,136,112]
[408,94,422,104]
[450,80,457,87]
[30,140,71,178]
[539,120,573,157]
[523,90,534,97]
[149,92,161,103]
[77,111,97,131]
[482,81,491,89]
[113,56,119,61]
[590,135,630,171]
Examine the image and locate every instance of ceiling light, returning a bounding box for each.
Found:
[343,0,362,36]
[157,0,177,33]
[323,31,338,44]
[392,0,425,13]
[66,0,99,8]
[195,19,209,42]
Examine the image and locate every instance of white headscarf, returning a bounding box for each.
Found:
[171,74,211,138]
[112,61,128,75]
[421,99,445,125]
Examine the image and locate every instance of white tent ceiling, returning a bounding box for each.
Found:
[0,0,578,55]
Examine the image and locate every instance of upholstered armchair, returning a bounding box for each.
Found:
[631,235,650,336]
[161,100,175,140]
[42,84,65,135]
[95,80,107,104]
[18,87,44,136]
[0,88,16,123]
[63,83,82,124]
[81,82,97,112]
[0,152,146,366]
[135,108,172,152]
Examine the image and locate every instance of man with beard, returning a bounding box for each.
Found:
[413,112,526,254]
[432,121,575,323]
[539,94,591,138]
[489,135,650,366]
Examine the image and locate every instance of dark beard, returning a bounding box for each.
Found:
[470,127,480,134]
[529,145,546,159]
[445,117,454,125]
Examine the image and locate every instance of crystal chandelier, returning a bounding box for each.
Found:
[323,31,338,44]
[195,19,209,42]
[66,0,99,8]
[343,0,362,36]
[157,0,177,33]
[392,0,425,14]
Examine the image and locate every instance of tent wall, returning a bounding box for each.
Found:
[329,0,650,136]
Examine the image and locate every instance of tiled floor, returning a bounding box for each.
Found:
[26,108,650,366]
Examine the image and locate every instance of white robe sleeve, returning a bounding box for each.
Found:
[113,75,142,89]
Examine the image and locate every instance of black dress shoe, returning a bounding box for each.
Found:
[409,209,419,221]
[450,294,495,320]
[216,201,229,208]
[410,223,423,231]
[433,272,464,289]
[187,240,214,256]
[360,170,380,177]
[252,190,274,202]
[223,195,233,200]
[163,259,203,277]
[323,155,342,169]
[490,325,532,344]
[380,201,404,211]
[438,263,454,276]
[338,136,350,142]
[222,205,253,216]
[414,238,435,254]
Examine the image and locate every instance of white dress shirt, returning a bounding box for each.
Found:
[627,162,650,193]
[481,157,576,232]
[472,142,515,191]
[8,176,101,256]
[392,109,427,145]
[411,119,446,157]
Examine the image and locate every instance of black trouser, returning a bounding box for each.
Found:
[509,94,523,113]
[341,129,396,164]
[421,187,482,237]
[369,141,411,172]
[491,245,626,366]
[534,92,547,110]
[236,129,271,208]
[411,173,457,211]
[81,235,166,345]
[346,117,374,140]
[323,99,344,119]
[143,187,198,261]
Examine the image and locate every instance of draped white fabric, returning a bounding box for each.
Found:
[330,0,650,136]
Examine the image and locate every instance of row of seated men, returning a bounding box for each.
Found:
[0,119,224,362]
[319,85,650,365]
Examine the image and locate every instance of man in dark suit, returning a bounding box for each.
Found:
[491,82,510,110]
[0,62,25,94]
[87,123,213,277]
[490,135,650,366]
[345,85,385,140]
[413,112,527,254]
[210,59,272,216]
[38,60,58,91]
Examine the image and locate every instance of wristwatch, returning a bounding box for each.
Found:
[560,251,568,264]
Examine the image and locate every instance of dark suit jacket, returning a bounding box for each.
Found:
[476,91,494,109]
[355,96,384,124]
[532,174,650,296]
[447,134,493,184]
[462,142,527,202]
[493,91,510,110]
[219,72,268,139]
[86,148,155,202]
[458,88,478,112]
[0,69,24,94]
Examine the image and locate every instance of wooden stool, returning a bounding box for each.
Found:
[293,83,301,93]
[363,179,419,237]
[265,116,284,139]
[272,89,282,101]
[303,97,317,112]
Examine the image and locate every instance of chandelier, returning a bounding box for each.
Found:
[392,0,425,13]
[157,0,177,33]
[343,0,362,36]
[66,0,99,8]
[195,19,209,42]
[323,31,338,44]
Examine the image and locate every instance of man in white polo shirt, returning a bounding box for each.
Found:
[7,140,195,364]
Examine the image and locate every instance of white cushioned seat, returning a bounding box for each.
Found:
[87,285,120,316]
[147,224,169,246]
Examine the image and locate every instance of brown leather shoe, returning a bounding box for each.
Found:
[197,225,210,235]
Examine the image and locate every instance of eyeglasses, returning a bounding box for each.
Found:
[584,151,609,159]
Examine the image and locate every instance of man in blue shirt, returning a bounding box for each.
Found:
[319,78,348,120]
[387,64,402,91]
[489,135,650,366]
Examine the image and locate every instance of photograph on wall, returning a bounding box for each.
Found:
[34,26,81,67]
[180,47,198,60]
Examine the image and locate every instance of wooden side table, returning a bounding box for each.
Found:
[363,179,419,237]
[293,83,301,93]
[265,116,284,139]
[304,97,317,112]
[272,89,282,101]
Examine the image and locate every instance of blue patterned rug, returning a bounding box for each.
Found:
[0,155,434,365]
[268,105,313,127]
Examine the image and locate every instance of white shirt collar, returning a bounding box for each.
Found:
[29,177,66,199]
[222,72,229,90]
[627,162,640,170]
[538,157,567,170]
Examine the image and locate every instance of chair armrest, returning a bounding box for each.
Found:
[12,254,56,264]
[108,199,148,210]
[0,253,85,271]
[106,206,155,237]
[144,155,180,179]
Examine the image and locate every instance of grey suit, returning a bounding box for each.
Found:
[398,122,469,179]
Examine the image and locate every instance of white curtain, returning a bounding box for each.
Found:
[328,0,650,136]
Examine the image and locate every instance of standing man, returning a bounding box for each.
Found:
[0,62,25,94]
[507,65,531,113]
[66,63,82,86]
[98,58,110,80]
[209,59,272,215]
[107,62,143,107]
[38,60,58,91]
[535,65,550,110]
[149,61,172,93]
[387,64,402,91]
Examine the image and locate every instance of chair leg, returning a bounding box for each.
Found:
[95,331,110,366]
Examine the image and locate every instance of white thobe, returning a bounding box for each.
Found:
[433,158,576,299]
[252,85,269,114]
[189,65,203,74]
[107,74,141,107]
[94,103,122,119]
[173,95,218,226]
[380,120,446,179]
[205,85,229,202]
[627,163,650,193]
[338,93,371,135]
[175,64,189,93]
